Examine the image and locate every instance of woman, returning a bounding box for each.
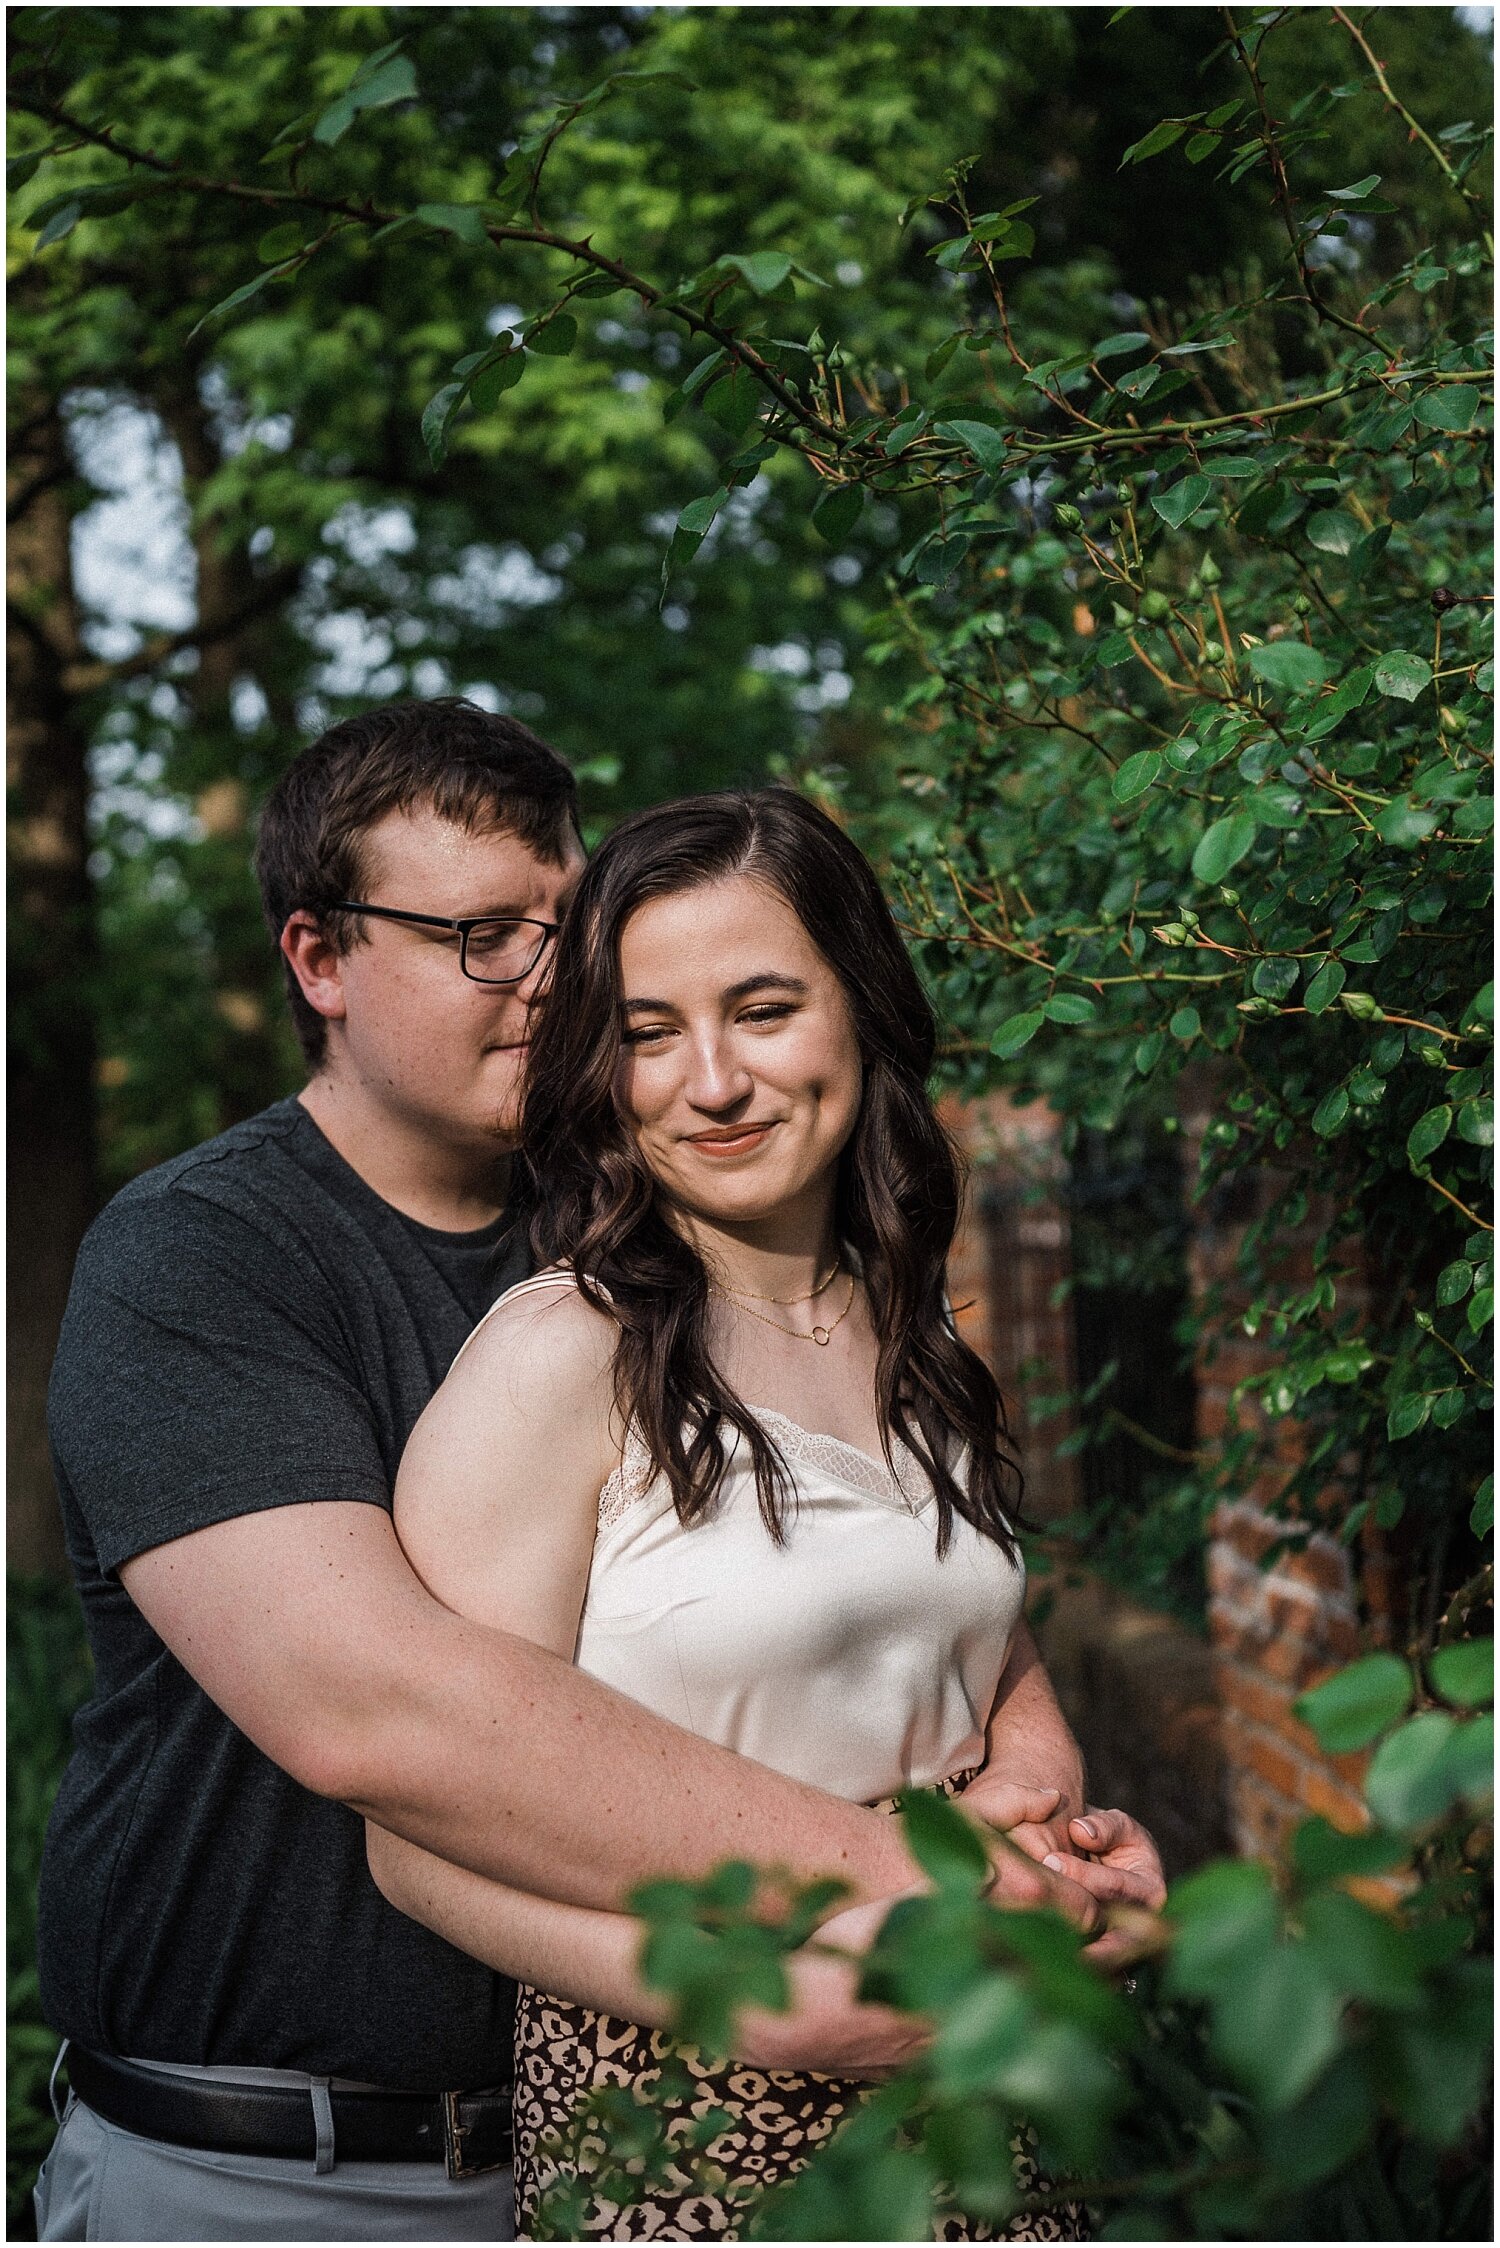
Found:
[368,790,1104,2240]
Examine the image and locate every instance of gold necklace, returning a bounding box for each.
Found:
[719,1268,857,1348]
[720,1258,842,1308]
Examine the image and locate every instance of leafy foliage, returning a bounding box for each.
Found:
[526,1646,1492,2240]
[7,1579,92,2238]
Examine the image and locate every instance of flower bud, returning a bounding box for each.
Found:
[1055,502,1083,530]
[1339,991,1384,1021]
[1202,639,1225,664]
[1292,593,1312,616]
[1141,590,1172,620]
[1200,553,1222,587]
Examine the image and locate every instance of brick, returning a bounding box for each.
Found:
[1278,1541,1353,1600]
[1216,1662,1299,1734]
[1237,1725,1311,1806]
[1299,1764,1371,1828]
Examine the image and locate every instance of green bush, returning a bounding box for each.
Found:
[8,1577,92,2237]
[526,1646,1492,2240]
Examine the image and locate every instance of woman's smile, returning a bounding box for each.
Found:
[684,1121,779,1157]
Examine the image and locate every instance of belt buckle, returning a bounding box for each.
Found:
[441,2091,505,2180]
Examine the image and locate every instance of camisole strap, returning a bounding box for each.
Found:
[447,1265,589,1378]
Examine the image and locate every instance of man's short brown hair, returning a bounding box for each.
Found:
[254,697,581,1065]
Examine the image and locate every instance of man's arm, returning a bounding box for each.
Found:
[122,1500,922,1913]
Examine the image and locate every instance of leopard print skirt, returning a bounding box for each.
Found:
[512,1779,1089,2242]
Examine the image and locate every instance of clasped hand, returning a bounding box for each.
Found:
[957,1776,1167,1962]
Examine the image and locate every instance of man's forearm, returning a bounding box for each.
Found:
[124,1506,921,1921]
[342,1597,920,1913]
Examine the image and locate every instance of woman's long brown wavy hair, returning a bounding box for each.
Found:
[522,788,1024,1559]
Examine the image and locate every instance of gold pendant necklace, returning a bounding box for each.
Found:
[718,1268,857,1346]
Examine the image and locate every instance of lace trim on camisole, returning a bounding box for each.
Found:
[596,1407,933,1530]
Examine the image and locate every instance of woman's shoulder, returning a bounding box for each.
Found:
[446,1265,617,1397]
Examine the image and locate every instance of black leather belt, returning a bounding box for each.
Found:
[65,2047,512,2178]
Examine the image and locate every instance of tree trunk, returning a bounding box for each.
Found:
[7,401,94,1576]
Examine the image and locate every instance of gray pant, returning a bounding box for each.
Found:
[34,2056,517,2242]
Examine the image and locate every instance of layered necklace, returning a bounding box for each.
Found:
[714,1258,856,1347]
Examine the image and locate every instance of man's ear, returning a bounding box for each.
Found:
[280,911,348,1029]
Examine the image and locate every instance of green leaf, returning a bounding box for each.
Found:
[991,1009,1045,1060]
[1291,1817,1408,1884]
[933,418,1008,472]
[255,221,305,264]
[677,487,729,537]
[931,1973,1032,2096]
[1044,993,1097,1025]
[1295,1653,1411,1753]
[1135,1031,1165,1075]
[1387,1392,1431,1441]
[1363,1711,1462,1827]
[470,352,525,411]
[32,197,84,251]
[313,50,417,144]
[1305,509,1360,556]
[1120,118,1190,166]
[811,484,865,545]
[1471,1475,1493,1537]
[421,381,464,466]
[1090,329,1152,362]
[717,251,794,296]
[1311,1086,1349,1138]
[1169,1005,1200,1042]
[1407,1105,1453,1165]
[1301,1890,1422,2008]
[1328,173,1381,200]
[1216,1940,1346,2111]
[1150,475,1213,528]
[187,260,297,339]
[703,367,763,441]
[1192,814,1258,884]
[1247,641,1331,692]
[1304,959,1346,1015]
[1167,1860,1279,1997]
[526,313,577,357]
[1253,957,1299,1001]
[1430,1640,1493,1709]
[1112,750,1162,802]
[1374,796,1442,848]
[1412,386,1480,434]
[1436,1261,1474,1307]
[1456,1097,1493,1146]
[413,203,491,248]
[1373,649,1432,701]
[898,1788,991,1892]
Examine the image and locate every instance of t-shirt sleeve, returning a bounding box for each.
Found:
[49,1185,391,1575]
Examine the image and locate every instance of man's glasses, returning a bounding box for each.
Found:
[331,902,560,986]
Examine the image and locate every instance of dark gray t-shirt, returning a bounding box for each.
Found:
[39,1097,531,2087]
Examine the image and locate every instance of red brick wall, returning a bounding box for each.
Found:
[949,1089,1386,1867]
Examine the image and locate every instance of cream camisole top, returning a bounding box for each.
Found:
[462,1271,1026,1805]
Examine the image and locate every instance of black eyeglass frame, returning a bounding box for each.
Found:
[330,900,561,986]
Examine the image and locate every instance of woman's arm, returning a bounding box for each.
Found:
[963,1621,1085,1852]
[391,1281,619,1659]
[366,1821,930,2077]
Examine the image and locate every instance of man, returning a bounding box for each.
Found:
[35,699,1164,2241]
